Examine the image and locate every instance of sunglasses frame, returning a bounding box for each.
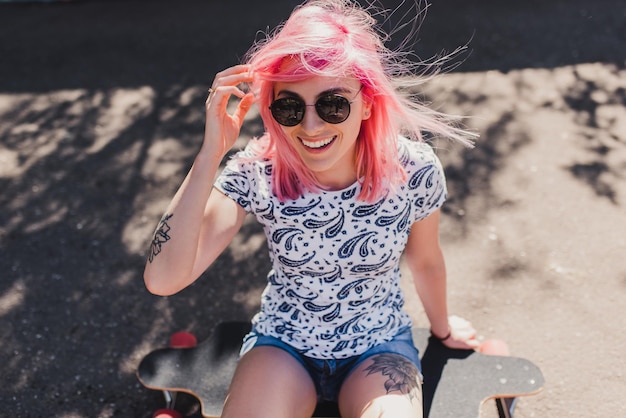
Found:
[269,85,364,127]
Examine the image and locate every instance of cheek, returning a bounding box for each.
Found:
[344,117,364,140]
[275,126,302,155]
[280,125,297,140]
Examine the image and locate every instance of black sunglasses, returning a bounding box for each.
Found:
[269,86,363,127]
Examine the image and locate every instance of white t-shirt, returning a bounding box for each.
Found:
[214,136,447,359]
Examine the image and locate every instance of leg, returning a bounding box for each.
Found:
[338,353,423,418]
[222,346,318,418]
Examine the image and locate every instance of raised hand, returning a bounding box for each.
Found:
[202,64,255,160]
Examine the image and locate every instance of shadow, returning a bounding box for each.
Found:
[1,0,625,93]
[410,0,626,73]
[0,84,269,416]
[420,338,474,417]
[568,161,618,203]
[440,110,533,237]
[0,0,297,93]
[560,66,626,204]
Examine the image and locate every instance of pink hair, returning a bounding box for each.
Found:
[244,0,474,202]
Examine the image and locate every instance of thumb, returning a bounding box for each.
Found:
[233,93,255,125]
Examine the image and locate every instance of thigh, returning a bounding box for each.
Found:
[222,345,318,418]
[337,353,423,418]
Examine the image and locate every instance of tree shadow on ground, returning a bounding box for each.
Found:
[0,85,270,416]
[561,66,626,204]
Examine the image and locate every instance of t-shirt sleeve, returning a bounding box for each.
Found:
[213,149,254,213]
[405,141,448,222]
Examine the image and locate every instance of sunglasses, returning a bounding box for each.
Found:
[269,85,363,127]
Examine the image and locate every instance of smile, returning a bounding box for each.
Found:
[300,136,336,149]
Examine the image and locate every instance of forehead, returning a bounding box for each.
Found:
[274,75,360,97]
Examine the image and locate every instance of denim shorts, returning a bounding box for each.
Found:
[239,327,422,402]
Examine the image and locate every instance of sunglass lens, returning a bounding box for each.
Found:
[270,98,304,126]
[316,96,351,124]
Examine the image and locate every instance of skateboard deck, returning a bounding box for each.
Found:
[137,321,544,418]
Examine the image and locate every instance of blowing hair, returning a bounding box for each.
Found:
[244,0,475,202]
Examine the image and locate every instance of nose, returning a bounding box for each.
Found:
[299,105,325,134]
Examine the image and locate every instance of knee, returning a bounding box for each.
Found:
[348,394,423,418]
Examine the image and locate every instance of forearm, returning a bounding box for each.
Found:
[411,256,450,338]
[143,150,222,295]
[411,257,480,349]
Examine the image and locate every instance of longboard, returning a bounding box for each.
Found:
[137,321,544,417]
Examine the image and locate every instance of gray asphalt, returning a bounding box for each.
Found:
[1,1,624,416]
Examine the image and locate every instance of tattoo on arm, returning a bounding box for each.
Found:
[364,354,421,402]
[148,214,173,263]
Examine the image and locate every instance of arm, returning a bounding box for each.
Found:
[143,65,254,296]
[404,209,479,349]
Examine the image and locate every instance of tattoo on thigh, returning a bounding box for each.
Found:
[148,214,173,263]
[364,354,420,400]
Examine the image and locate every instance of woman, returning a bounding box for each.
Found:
[144,1,479,417]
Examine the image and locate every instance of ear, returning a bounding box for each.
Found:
[361,99,372,120]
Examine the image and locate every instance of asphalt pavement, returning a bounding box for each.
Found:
[1,1,625,416]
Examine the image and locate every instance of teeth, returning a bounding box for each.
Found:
[301,136,335,149]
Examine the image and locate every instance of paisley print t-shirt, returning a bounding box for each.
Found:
[214,136,447,359]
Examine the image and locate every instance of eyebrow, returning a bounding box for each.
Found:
[275,86,354,99]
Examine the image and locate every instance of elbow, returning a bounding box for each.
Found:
[143,269,178,297]
[144,276,168,296]
[408,259,446,283]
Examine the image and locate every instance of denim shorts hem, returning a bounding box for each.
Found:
[239,327,421,402]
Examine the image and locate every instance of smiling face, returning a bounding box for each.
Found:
[272,76,371,190]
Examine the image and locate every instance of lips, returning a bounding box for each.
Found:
[299,136,336,150]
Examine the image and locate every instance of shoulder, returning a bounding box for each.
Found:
[214,139,273,210]
[398,136,444,173]
[396,137,448,220]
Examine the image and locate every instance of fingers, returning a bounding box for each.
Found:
[206,64,254,107]
[212,64,254,89]
[449,315,476,337]
[201,65,255,157]
[232,93,255,124]
[445,315,481,350]
[205,86,249,110]
[462,336,481,350]
[444,333,479,350]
